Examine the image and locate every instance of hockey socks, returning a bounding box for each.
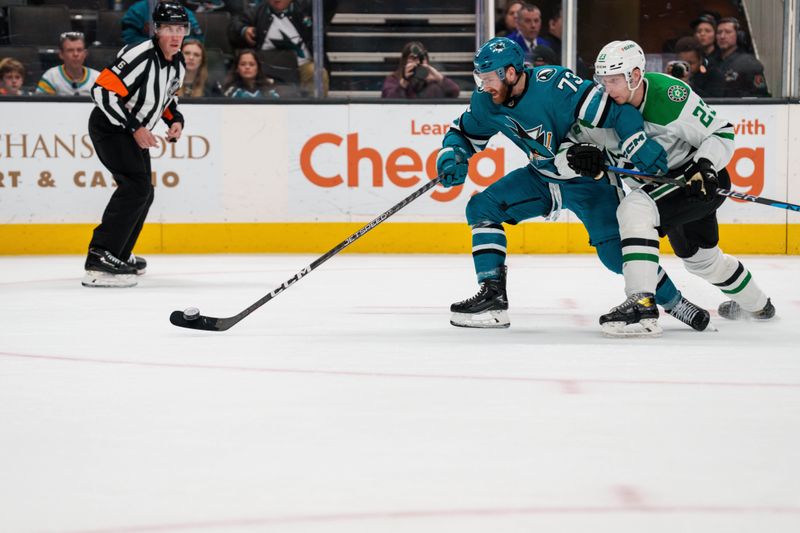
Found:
[471,222,507,282]
[621,236,660,296]
[682,246,770,314]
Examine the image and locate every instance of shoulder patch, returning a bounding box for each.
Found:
[536,68,556,81]
[111,59,127,74]
[667,84,688,102]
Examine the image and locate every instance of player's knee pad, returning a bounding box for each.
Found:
[465,191,497,226]
[682,246,735,282]
[616,189,659,238]
[595,237,623,274]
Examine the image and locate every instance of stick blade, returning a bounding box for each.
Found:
[169,310,230,331]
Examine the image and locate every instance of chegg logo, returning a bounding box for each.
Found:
[727,147,764,200]
[299,132,506,202]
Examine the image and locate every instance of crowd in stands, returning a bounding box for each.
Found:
[0,1,775,99]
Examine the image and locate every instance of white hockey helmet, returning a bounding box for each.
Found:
[594,40,646,91]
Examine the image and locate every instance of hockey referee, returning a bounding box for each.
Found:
[83,2,187,287]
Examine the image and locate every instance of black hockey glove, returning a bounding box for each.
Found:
[566,143,605,179]
[684,158,718,201]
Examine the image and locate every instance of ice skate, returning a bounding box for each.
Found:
[718,298,775,321]
[665,296,710,331]
[128,253,147,275]
[450,266,510,328]
[82,248,138,288]
[600,292,662,337]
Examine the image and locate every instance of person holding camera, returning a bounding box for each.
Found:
[667,36,724,98]
[381,41,460,99]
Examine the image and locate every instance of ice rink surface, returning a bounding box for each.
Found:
[1,253,799,533]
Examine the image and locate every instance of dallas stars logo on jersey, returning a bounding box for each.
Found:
[506,117,554,162]
[667,84,689,102]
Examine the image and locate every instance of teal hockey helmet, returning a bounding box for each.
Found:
[473,37,525,90]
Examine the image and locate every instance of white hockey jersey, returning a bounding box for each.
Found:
[556,72,736,189]
[37,65,99,96]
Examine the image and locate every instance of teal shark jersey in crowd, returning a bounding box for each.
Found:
[443,65,655,181]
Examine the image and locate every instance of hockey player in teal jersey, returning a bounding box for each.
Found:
[437,37,703,329]
[563,40,774,336]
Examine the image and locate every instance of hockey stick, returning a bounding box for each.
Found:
[169,176,444,331]
[607,165,800,212]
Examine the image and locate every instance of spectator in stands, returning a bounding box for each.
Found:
[712,17,769,97]
[507,3,554,63]
[670,36,724,98]
[178,40,212,96]
[381,41,460,99]
[530,45,558,66]
[538,5,591,78]
[222,49,279,98]
[691,12,719,60]
[36,32,99,97]
[495,1,523,37]
[0,58,28,96]
[544,4,562,58]
[184,0,227,12]
[229,0,328,96]
[122,0,204,45]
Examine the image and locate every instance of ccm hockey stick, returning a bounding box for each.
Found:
[608,165,800,212]
[170,175,444,331]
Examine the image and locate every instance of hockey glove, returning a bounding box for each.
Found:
[684,158,718,201]
[436,146,470,187]
[566,143,606,179]
[620,132,669,175]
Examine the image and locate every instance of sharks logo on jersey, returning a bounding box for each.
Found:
[506,117,554,162]
[536,68,557,82]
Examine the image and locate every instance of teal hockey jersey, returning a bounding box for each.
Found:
[443,66,662,180]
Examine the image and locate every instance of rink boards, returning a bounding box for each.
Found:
[1,101,798,254]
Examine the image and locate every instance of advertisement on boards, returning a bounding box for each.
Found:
[0,102,222,223]
[0,101,792,226]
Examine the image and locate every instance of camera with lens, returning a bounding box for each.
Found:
[412,65,430,80]
[667,60,690,79]
[408,44,430,81]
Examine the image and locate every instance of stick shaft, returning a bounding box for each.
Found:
[607,166,800,212]
[221,176,443,328]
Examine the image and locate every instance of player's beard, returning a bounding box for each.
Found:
[490,83,509,104]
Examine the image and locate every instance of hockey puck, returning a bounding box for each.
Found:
[183,307,200,321]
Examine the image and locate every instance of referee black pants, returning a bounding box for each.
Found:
[88,107,154,260]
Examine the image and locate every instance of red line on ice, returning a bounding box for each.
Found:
[63,504,800,533]
[2,350,800,390]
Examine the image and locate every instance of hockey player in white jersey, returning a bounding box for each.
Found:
[562,40,774,336]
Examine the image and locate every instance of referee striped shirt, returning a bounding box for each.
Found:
[91,38,185,133]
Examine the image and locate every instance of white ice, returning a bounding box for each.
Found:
[1,253,799,533]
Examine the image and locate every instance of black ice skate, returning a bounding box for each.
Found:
[718,298,775,321]
[128,253,147,275]
[450,266,510,328]
[82,248,137,288]
[600,292,661,337]
[665,296,710,331]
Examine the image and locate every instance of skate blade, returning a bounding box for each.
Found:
[719,311,773,322]
[450,310,510,329]
[601,319,662,338]
[135,268,146,276]
[82,271,137,288]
